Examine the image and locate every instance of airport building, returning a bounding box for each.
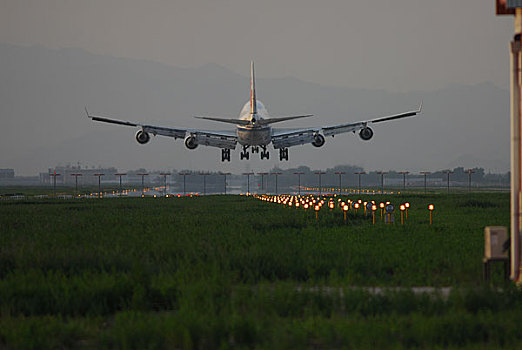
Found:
[0,169,15,179]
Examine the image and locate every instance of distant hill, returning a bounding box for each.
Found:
[0,44,509,175]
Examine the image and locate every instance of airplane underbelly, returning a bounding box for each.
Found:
[237,127,271,146]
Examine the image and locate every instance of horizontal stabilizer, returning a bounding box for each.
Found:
[195,116,251,126]
[258,115,313,126]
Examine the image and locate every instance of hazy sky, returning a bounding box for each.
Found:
[0,1,516,176]
[0,0,515,92]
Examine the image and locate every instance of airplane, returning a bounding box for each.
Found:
[87,62,421,162]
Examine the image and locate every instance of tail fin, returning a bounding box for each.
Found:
[250,61,257,115]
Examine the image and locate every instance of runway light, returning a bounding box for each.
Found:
[428,204,434,225]
[400,204,406,225]
[314,205,320,221]
[371,204,377,225]
[379,202,385,220]
[404,202,410,220]
[353,202,360,215]
[343,204,349,224]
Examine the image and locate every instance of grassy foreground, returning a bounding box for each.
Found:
[1,193,521,349]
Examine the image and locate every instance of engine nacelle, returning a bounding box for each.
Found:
[359,127,374,141]
[312,133,325,147]
[136,130,150,144]
[185,135,198,150]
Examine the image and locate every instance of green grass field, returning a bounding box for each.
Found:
[1,192,522,349]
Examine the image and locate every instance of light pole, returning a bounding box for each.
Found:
[179,172,190,196]
[137,173,148,196]
[271,172,282,195]
[70,173,82,195]
[496,1,522,281]
[294,172,304,195]
[257,172,268,194]
[465,169,476,192]
[334,171,345,194]
[242,172,254,194]
[50,172,61,197]
[93,173,104,198]
[115,173,126,195]
[377,171,388,194]
[443,170,454,194]
[220,172,231,195]
[160,172,171,196]
[354,171,366,193]
[420,171,431,194]
[398,171,409,191]
[314,171,326,195]
[199,173,210,196]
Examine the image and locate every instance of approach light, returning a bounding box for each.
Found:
[399,204,406,225]
[371,204,377,225]
[428,204,434,225]
[404,202,410,219]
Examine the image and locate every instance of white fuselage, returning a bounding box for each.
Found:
[236,100,272,146]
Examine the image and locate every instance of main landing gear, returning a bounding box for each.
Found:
[221,148,231,162]
[238,145,271,160]
[220,146,282,161]
[260,146,269,160]
[279,148,289,161]
[240,146,250,160]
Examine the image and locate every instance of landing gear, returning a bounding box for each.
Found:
[221,149,231,162]
[260,146,270,160]
[251,146,259,154]
[279,148,289,161]
[240,146,250,160]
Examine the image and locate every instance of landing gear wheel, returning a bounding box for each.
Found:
[279,148,289,161]
[221,149,231,162]
[240,146,250,160]
[252,146,259,154]
[261,151,270,160]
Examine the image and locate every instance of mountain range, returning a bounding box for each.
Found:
[0,44,510,175]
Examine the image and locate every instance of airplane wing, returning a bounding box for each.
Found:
[86,109,237,149]
[271,104,421,149]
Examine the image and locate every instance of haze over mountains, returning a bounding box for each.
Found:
[0,44,509,176]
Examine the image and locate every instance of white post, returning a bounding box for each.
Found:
[510,36,521,282]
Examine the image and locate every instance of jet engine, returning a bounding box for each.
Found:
[359,127,374,141]
[185,135,198,149]
[135,130,150,144]
[312,133,325,147]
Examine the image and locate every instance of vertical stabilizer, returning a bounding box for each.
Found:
[250,61,257,115]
